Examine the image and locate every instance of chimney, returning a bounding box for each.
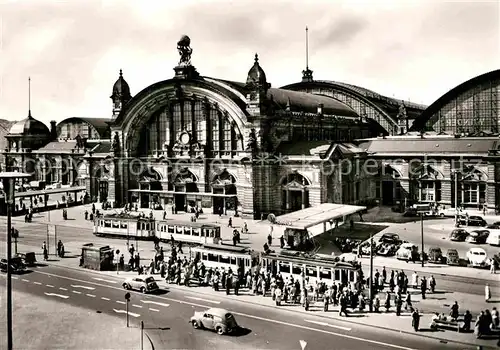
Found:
[50,120,57,141]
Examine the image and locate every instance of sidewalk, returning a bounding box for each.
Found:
[12,202,500,283]
[41,252,499,348]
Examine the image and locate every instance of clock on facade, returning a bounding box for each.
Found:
[179,131,191,145]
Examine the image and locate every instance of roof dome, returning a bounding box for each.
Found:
[246,54,267,86]
[9,112,50,136]
[112,69,131,98]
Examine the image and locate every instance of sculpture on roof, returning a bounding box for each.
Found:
[112,131,120,156]
[177,35,193,66]
[397,101,407,120]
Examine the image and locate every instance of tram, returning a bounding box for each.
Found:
[155,220,221,245]
[93,214,155,239]
[93,214,221,245]
[191,245,361,287]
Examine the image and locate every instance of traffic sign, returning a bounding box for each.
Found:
[125,292,130,301]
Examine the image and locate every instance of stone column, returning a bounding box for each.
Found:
[301,189,306,209]
[285,190,290,210]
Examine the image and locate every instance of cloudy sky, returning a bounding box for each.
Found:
[0,0,498,123]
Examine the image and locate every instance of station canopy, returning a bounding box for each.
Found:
[273,203,366,230]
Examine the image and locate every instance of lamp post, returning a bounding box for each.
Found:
[1,171,30,350]
[368,230,374,312]
[452,170,460,226]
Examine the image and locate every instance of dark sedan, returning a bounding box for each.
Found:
[458,215,487,227]
[449,228,469,242]
[465,230,489,244]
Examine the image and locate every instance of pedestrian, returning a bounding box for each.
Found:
[385,292,391,312]
[42,241,48,261]
[492,307,499,328]
[382,266,387,284]
[485,283,491,302]
[462,310,472,332]
[490,258,497,274]
[324,295,329,312]
[228,217,232,227]
[411,309,420,331]
[429,275,436,293]
[411,271,418,289]
[420,277,427,300]
[450,301,459,321]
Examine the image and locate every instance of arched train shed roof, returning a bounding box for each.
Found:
[57,117,112,139]
[410,69,500,132]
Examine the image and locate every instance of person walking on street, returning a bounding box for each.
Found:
[42,241,48,261]
[450,301,459,321]
[420,277,427,300]
[412,309,420,331]
[485,283,491,302]
[429,275,436,293]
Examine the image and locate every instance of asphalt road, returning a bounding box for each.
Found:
[1,264,469,350]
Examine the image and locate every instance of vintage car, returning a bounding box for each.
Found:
[396,243,419,261]
[352,241,375,256]
[465,230,489,244]
[486,230,500,246]
[122,276,159,294]
[377,242,398,256]
[15,252,37,267]
[458,215,487,227]
[446,249,460,266]
[449,229,469,242]
[376,233,400,246]
[190,308,239,335]
[466,248,489,268]
[427,247,444,264]
[486,222,500,230]
[437,207,459,218]
[0,257,27,274]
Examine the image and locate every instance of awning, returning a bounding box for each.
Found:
[129,189,236,198]
[0,186,86,199]
[273,203,366,231]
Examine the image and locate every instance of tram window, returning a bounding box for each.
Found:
[184,227,191,235]
[305,265,317,278]
[279,262,291,274]
[207,253,218,262]
[120,223,127,229]
[219,255,230,264]
[104,221,111,228]
[291,264,302,275]
[349,271,355,282]
[201,253,208,261]
[112,221,119,228]
[176,226,182,233]
[192,228,200,237]
[230,257,236,265]
[334,270,340,281]
[208,229,214,238]
[245,260,250,267]
[319,268,332,280]
[168,226,174,233]
[215,229,221,238]
[200,229,205,237]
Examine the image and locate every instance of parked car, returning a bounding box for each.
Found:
[466,248,489,268]
[377,233,400,246]
[465,230,489,244]
[122,276,159,293]
[377,243,398,256]
[458,215,486,227]
[449,228,469,242]
[353,241,375,256]
[15,252,37,267]
[428,247,444,263]
[486,222,500,230]
[437,207,458,218]
[402,207,418,217]
[0,257,27,274]
[190,308,239,335]
[486,229,500,246]
[446,249,460,266]
[396,243,419,261]
[45,183,62,190]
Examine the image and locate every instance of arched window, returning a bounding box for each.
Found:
[460,166,487,206]
[173,169,198,193]
[413,164,442,203]
[139,167,162,191]
[138,99,243,157]
[211,170,237,214]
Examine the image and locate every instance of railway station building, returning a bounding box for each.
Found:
[2,37,499,217]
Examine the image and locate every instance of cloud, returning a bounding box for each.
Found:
[316,16,367,47]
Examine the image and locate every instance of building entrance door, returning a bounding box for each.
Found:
[290,190,303,211]
[213,197,224,214]
[382,181,394,205]
[99,181,108,203]
[175,194,186,211]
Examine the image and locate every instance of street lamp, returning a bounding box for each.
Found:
[451,170,461,225]
[368,230,374,312]
[0,171,30,350]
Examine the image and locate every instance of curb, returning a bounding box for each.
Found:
[42,261,491,348]
[144,332,155,350]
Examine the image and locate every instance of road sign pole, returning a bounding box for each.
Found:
[141,321,144,350]
[126,300,129,327]
[54,225,57,257]
[46,224,50,256]
[368,231,373,312]
[421,214,424,267]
